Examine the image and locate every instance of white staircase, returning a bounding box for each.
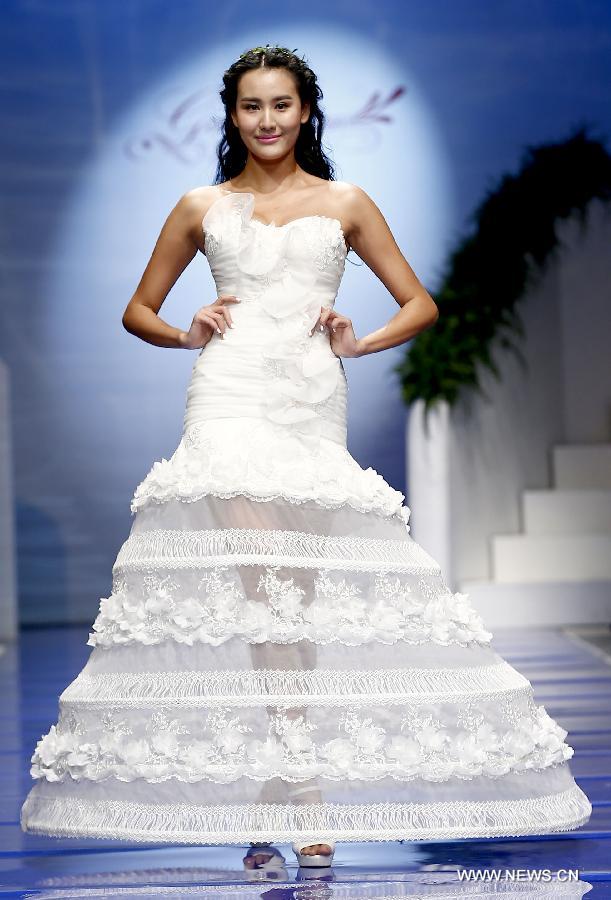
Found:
[463,443,611,628]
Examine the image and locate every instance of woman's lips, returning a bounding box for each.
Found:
[256,135,280,143]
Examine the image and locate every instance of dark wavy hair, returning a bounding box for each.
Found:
[213,45,336,184]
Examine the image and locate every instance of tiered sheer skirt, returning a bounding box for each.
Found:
[21,468,592,844]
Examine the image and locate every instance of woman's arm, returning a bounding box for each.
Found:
[321,184,439,358]
[122,188,239,349]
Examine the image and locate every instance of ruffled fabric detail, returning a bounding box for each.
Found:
[29,704,574,785]
[260,310,342,443]
[203,191,346,445]
[230,195,345,443]
[86,567,493,649]
[130,419,409,522]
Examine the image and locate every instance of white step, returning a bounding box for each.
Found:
[492,534,611,582]
[523,489,611,534]
[553,443,611,489]
[461,579,611,629]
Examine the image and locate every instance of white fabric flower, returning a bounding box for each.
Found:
[33,726,72,766]
[171,596,204,628]
[180,740,215,769]
[282,721,314,755]
[354,722,386,754]
[503,728,536,758]
[217,726,247,755]
[120,738,150,767]
[151,731,179,758]
[145,586,173,615]
[454,732,487,766]
[247,737,285,768]
[417,725,448,753]
[320,738,356,770]
[387,735,422,767]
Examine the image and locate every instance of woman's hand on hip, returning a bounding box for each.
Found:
[180,295,240,348]
[310,307,364,358]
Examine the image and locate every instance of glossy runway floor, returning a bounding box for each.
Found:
[1,624,610,898]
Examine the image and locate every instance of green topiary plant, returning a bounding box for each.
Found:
[394,126,611,423]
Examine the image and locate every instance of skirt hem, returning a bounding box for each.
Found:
[21,784,592,844]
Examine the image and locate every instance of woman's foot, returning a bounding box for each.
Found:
[288,782,335,866]
[244,843,286,872]
[292,839,335,867]
[299,843,333,856]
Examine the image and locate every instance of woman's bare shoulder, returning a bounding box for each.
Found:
[329,180,375,207]
[163,186,227,253]
[325,181,378,237]
[181,185,228,219]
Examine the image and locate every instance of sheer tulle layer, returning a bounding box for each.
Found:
[88,496,491,650]
[21,766,591,842]
[133,495,412,538]
[21,493,592,840]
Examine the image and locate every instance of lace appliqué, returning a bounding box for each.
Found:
[29,702,574,785]
[203,204,243,260]
[302,219,347,271]
[203,229,220,258]
[86,566,493,649]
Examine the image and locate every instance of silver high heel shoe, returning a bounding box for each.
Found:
[291,838,335,867]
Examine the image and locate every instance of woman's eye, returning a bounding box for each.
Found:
[244,103,288,110]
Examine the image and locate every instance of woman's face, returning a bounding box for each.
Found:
[231,66,310,159]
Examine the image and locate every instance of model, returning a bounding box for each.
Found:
[21,44,592,869]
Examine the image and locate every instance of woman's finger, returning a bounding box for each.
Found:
[216,305,233,328]
[323,308,350,326]
[200,309,225,335]
[199,314,218,331]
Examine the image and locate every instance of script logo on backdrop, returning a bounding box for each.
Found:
[46,27,454,509]
[123,86,407,164]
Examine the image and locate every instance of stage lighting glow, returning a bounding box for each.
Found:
[45,25,455,505]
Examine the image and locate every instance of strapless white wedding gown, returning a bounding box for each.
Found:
[21,189,591,844]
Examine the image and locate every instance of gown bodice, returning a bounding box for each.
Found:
[183,190,350,447]
[129,189,410,523]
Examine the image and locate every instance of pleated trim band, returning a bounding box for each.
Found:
[21,784,592,843]
[113,528,440,575]
[60,662,530,707]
